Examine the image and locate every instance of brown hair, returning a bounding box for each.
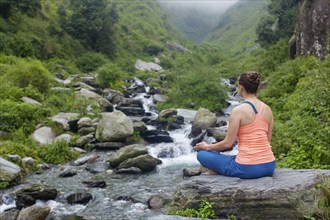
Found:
[238,71,261,94]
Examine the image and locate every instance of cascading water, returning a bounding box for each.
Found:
[0,78,240,220]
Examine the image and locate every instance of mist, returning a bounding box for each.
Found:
[157,0,239,14]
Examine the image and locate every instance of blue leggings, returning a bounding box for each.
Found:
[197,150,275,179]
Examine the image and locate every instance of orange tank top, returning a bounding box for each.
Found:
[235,102,275,165]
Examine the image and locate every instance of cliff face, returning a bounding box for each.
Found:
[296,0,330,60]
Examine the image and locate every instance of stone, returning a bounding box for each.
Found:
[77,117,93,129]
[71,155,98,166]
[82,180,106,188]
[192,108,217,132]
[133,121,148,133]
[95,111,134,142]
[15,184,58,209]
[17,205,50,220]
[51,113,79,130]
[21,97,42,106]
[140,130,173,143]
[207,127,227,141]
[118,154,159,172]
[0,156,21,183]
[0,209,20,220]
[159,108,177,119]
[78,127,95,136]
[183,168,202,177]
[6,154,22,163]
[32,127,56,145]
[108,144,148,168]
[77,88,112,109]
[59,167,77,177]
[75,134,94,147]
[115,167,143,174]
[166,41,189,54]
[88,142,125,150]
[170,169,330,219]
[66,193,92,205]
[148,193,172,209]
[22,157,35,168]
[54,134,72,144]
[135,59,163,72]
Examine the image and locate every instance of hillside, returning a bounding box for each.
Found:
[205,0,269,56]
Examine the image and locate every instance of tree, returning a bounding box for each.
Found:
[256,0,299,47]
[0,0,41,19]
[60,0,117,57]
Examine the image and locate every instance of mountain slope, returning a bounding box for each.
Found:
[205,0,269,56]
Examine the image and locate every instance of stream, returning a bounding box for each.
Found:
[0,78,241,220]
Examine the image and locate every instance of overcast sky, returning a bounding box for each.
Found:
[158,0,239,13]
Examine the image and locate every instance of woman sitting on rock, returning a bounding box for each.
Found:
[193,71,276,179]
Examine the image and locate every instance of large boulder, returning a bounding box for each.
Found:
[135,59,163,72]
[76,88,113,110]
[108,144,148,168]
[0,157,21,183]
[118,154,159,172]
[32,126,56,145]
[17,205,51,220]
[170,169,330,219]
[95,111,134,142]
[15,184,58,209]
[191,108,217,136]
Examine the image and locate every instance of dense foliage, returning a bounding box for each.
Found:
[0,0,329,173]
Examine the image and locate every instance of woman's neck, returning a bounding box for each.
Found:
[243,94,257,101]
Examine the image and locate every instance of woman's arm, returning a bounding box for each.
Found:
[193,108,241,151]
[267,114,274,142]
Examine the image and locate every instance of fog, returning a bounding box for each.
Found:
[157,0,239,13]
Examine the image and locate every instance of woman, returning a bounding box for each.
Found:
[193,71,275,179]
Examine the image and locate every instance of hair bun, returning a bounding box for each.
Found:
[247,71,260,85]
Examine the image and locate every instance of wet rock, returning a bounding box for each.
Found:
[71,155,98,166]
[15,184,58,209]
[140,130,173,143]
[132,121,148,133]
[192,108,217,132]
[183,168,202,177]
[108,144,148,168]
[159,108,177,119]
[148,193,172,209]
[0,209,20,220]
[60,214,86,220]
[190,131,206,146]
[115,106,145,116]
[118,154,159,172]
[85,163,108,174]
[171,169,330,219]
[82,180,106,188]
[207,127,227,141]
[153,94,167,103]
[59,167,77,177]
[88,142,125,150]
[71,147,86,153]
[17,205,50,220]
[95,111,134,142]
[66,193,92,205]
[115,167,143,174]
[77,88,112,110]
[0,156,21,183]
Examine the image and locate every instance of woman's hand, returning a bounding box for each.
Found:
[193,141,209,151]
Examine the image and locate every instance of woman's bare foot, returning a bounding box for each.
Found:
[207,169,219,175]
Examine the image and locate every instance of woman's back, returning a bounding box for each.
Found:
[235,100,275,164]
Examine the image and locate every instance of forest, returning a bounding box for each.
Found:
[0,0,329,185]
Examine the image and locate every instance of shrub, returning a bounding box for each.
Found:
[76,52,108,73]
[38,139,80,164]
[0,100,49,134]
[172,200,216,219]
[5,58,53,94]
[96,62,126,89]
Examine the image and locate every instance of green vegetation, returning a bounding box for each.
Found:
[0,181,10,189]
[0,0,329,174]
[171,200,216,219]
